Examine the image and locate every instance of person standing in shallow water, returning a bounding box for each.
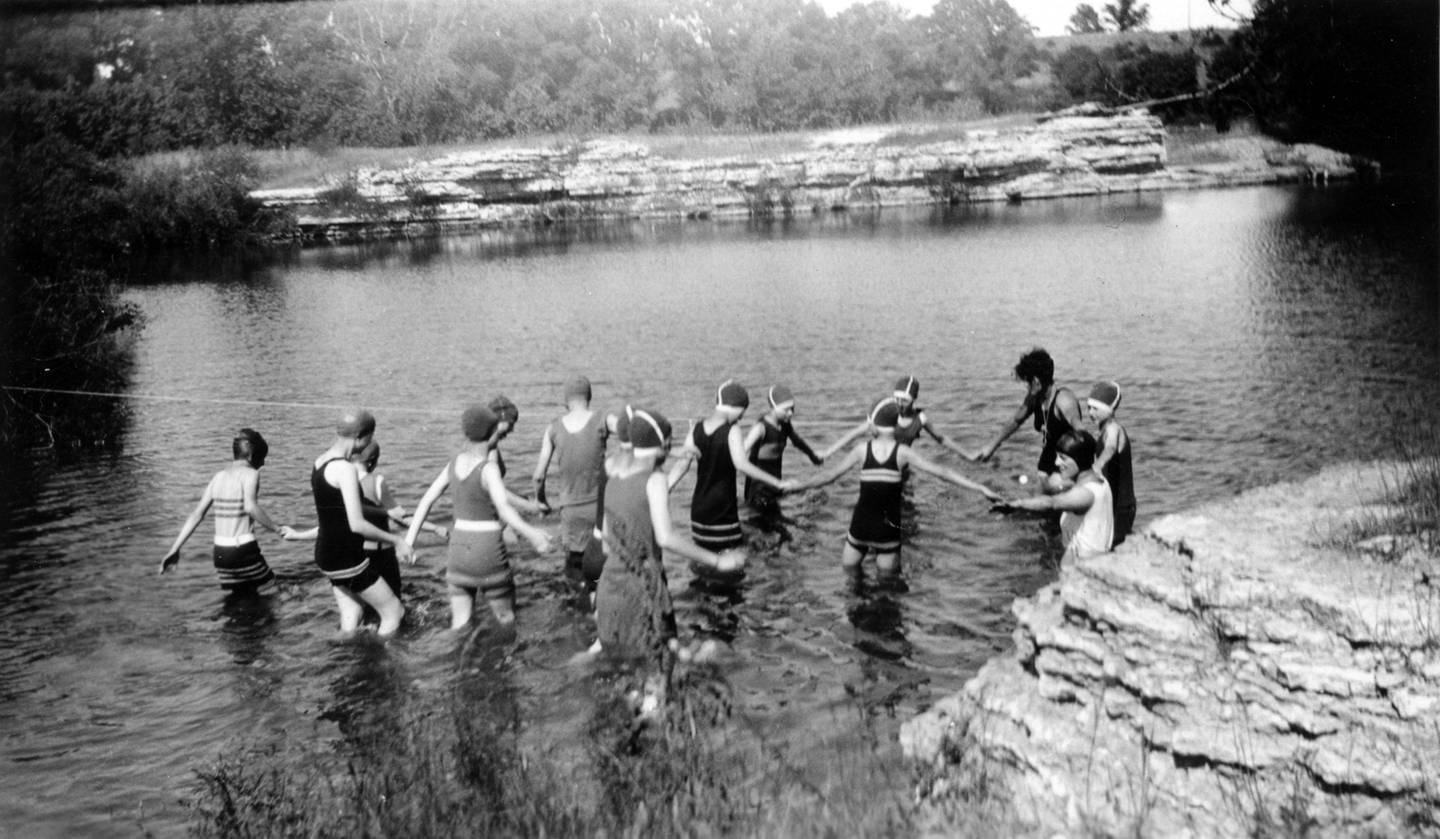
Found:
[595,406,744,712]
[667,380,793,571]
[741,384,823,525]
[790,398,1001,579]
[408,404,553,630]
[1086,380,1136,546]
[532,376,612,580]
[159,428,292,593]
[994,430,1113,562]
[286,439,448,606]
[308,410,412,636]
[978,348,1083,488]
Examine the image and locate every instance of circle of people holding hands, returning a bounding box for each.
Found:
[160,348,1135,661]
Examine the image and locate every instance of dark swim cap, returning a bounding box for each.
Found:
[767,384,795,408]
[893,375,920,401]
[717,379,749,410]
[629,407,672,451]
[869,397,901,429]
[337,409,376,439]
[461,404,500,442]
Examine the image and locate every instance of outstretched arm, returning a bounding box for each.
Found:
[820,421,867,461]
[160,477,215,574]
[789,442,866,492]
[785,423,824,465]
[665,429,699,491]
[996,483,1095,515]
[376,474,446,538]
[728,425,789,490]
[978,400,1033,462]
[334,461,413,563]
[242,471,289,537]
[486,464,552,554]
[405,466,451,547]
[919,413,982,461]
[647,472,743,574]
[900,447,1002,501]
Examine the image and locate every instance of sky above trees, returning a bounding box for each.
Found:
[815,0,1251,35]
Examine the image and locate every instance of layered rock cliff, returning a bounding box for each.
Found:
[901,463,1439,837]
[253,105,1372,243]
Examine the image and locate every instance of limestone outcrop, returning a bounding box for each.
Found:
[902,463,1439,838]
[253,105,1370,243]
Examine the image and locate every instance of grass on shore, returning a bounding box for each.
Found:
[189,663,917,839]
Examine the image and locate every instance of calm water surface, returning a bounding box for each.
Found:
[2,185,1436,836]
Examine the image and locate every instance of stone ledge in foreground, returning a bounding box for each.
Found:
[901,462,1439,838]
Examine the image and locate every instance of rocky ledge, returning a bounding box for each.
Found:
[252,104,1374,243]
[901,463,1439,837]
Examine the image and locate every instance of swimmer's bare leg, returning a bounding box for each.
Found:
[358,578,404,636]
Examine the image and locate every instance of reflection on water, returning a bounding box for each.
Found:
[2,184,1436,836]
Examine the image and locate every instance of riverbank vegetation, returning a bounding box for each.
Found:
[190,663,912,838]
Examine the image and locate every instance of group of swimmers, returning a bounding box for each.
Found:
[159,348,1135,662]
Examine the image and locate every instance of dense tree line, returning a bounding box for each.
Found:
[0,0,1056,156]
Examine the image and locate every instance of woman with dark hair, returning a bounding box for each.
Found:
[978,348,1083,482]
[993,430,1113,562]
[159,428,291,594]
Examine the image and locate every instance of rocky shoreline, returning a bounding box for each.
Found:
[252,106,1375,244]
[901,463,1439,837]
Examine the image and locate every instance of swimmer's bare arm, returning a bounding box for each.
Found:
[741,420,765,458]
[978,400,1033,462]
[665,430,699,491]
[900,447,1002,501]
[785,423,824,465]
[331,460,414,562]
[647,472,743,574]
[377,475,446,538]
[728,425,791,491]
[919,413,982,462]
[486,463,552,553]
[405,466,452,549]
[531,424,556,511]
[1093,421,1124,475]
[160,474,216,574]
[996,483,1095,514]
[1055,388,1084,434]
[788,442,865,492]
[820,422,867,461]
[242,469,291,538]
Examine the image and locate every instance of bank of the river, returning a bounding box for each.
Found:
[902,461,1440,838]
[251,106,1376,244]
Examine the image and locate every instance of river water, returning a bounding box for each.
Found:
[2,184,1436,836]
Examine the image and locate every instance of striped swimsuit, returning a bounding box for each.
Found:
[846,441,904,553]
[210,480,275,592]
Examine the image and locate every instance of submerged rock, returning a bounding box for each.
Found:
[901,462,1440,837]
